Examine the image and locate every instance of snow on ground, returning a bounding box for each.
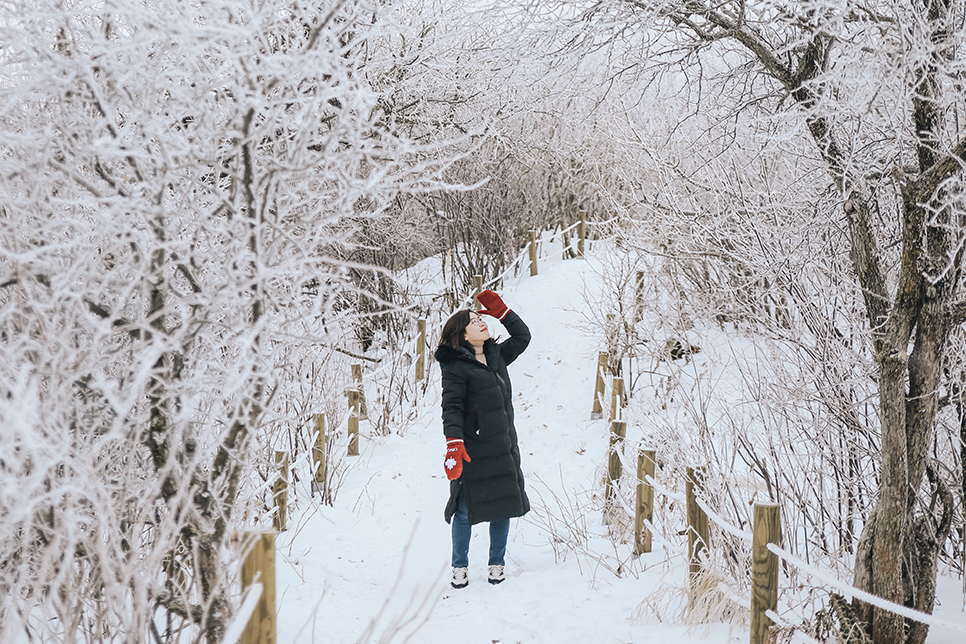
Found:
[273,244,966,644]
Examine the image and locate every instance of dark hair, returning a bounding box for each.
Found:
[439,309,473,351]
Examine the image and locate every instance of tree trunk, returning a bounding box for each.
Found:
[868,354,909,644]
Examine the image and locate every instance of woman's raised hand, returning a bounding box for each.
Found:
[476,290,509,321]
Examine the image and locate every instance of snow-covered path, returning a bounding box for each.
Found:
[271,250,742,644]
[268,244,966,644]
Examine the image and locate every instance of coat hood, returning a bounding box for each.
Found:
[434,340,493,365]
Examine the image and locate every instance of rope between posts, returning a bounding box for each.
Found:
[684,490,966,634]
[558,219,583,235]
[695,496,753,542]
[765,542,966,633]
[617,456,966,634]
[642,474,686,504]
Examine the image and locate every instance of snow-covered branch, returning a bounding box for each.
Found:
[0,0,466,641]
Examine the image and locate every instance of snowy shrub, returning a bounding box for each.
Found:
[0,0,460,641]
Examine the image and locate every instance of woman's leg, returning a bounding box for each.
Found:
[487,519,510,566]
[451,493,471,568]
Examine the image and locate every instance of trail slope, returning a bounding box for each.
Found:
[276,249,735,643]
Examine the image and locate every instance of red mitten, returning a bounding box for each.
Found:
[444,438,471,480]
[476,290,509,321]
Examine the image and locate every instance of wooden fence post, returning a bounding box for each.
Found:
[273,451,288,532]
[415,319,426,381]
[634,449,656,555]
[751,504,781,644]
[591,351,608,419]
[686,466,710,585]
[473,275,483,308]
[604,420,627,505]
[347,390,360,456]
[241,531,276,644]
[610,377,624,422]
[577,209,586,257]
[311,414,326,499]
[351,363,367,419]
[529,230,538,276]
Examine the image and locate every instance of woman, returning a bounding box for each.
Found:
[434,289,531,589]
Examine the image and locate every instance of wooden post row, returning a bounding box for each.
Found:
[634,449,656,555]
[273,451,288,532]
[751,504,781,644]
[415,319,426,381]
[591,351,608,419]
[604,420,626,504]
[312,413,326,499]
[685,466,709,585]
[529,230,538,276]
[241,531,276,644]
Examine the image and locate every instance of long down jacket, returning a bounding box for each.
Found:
[435,311,531,526]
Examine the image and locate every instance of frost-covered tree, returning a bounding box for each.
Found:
[527,0,966,642]
[358,0,630,294]
[0,0,458,641]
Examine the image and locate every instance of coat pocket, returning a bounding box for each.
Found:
[476,408,509,442]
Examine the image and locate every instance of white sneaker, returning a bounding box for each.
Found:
[451,567,468,589]
[488,565,505,585]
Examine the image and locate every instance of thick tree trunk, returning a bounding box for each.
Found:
[851,202,958,644]
[869,354,910,644]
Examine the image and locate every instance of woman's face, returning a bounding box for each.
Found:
[463,312,490,344]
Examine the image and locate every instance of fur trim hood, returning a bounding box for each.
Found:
[434,339,494,365]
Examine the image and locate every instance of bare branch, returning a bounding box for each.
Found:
[154,591,205,624]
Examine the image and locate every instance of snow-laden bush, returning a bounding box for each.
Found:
[0,0,461,641]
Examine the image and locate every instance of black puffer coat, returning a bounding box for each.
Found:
[435,311,531,526]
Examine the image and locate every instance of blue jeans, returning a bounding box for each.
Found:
[451,492,510,568]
